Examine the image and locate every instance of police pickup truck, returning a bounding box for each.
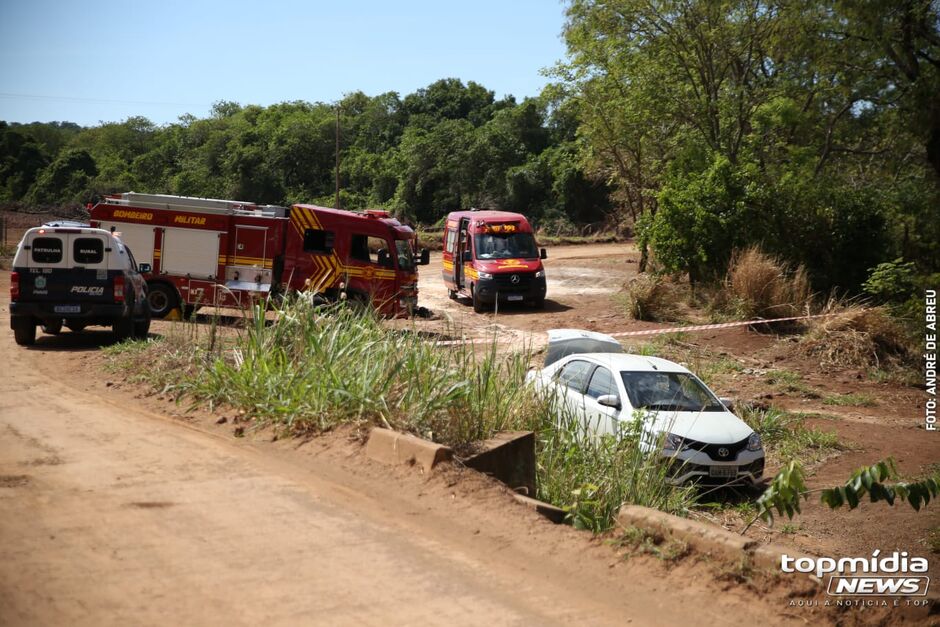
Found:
[9,226,151,346]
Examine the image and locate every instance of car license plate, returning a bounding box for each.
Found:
[54,305,81,314]
[507,295,524,301]
[709,466,738,479]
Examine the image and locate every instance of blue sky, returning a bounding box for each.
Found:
[0,0,569,127]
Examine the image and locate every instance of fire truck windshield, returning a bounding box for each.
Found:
[473,233,538,259]
[395,240,415,271]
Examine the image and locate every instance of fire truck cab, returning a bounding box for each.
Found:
[90,193,429,318]
[442,210,547,313]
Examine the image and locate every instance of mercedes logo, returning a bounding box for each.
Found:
[718,447,730,458]
[511,274,520,284]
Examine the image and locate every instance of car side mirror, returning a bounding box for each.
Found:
[419,249,430,265]
[719,397,735,411]
[138,263,151,273]
[462,251,472,263]
[540,248,547,260]
[597,394,621,409]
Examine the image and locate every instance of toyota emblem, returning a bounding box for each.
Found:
[718,447,730,458]
[511,274,520,284]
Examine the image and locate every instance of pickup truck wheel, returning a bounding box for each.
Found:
[133,318,151,339]
[13,318,36,346]
[41,319,63,335]
[113,313,134,341]
[471,285,487,313]
[147,284,177,318]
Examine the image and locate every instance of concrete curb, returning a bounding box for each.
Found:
[617,505,813,572]
[512,494,567,524]
[365,428,453,473]
[461,431,536,497]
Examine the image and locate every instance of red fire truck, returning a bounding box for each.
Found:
[441,209,547,313]
[89,192,429,317]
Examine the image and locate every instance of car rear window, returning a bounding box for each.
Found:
[31,237,63,263]
[73,237,104,264]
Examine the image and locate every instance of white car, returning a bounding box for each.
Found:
[529,330,765,485]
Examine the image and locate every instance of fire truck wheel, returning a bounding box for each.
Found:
[471,285,487,313]
[41,319,63,335]
[147,284,178,318]
[12,317,36,346]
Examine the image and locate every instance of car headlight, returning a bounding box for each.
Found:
[477,271,493,280]
[663,432,688,451]
[747,432,762,451]
[535,270,545,278]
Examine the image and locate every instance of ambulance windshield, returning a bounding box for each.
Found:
[473,233,538,259]
[395,239,415,271]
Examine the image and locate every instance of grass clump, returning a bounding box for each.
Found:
[738,404,846,466]
[537,405,697,531]
[616,526,691,562]
[621,274,682,321]
[801,304,914,371]
[724,247,812,319]
[823,392,877,407]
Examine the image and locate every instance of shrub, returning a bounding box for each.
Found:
[725,246,812,319]
[621,274,681,321]
[800,305,914,371]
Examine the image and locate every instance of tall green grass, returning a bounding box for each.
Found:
[178,298,539,448]
[535,400,697,531]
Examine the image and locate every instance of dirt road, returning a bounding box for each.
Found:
[0,274,790,626]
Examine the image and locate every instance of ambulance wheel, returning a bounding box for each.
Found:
[147,284,177,318]
[471,285,487,313]
[13,317,36,346]
[41,319,63,335]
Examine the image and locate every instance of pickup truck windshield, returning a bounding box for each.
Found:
[473,233,538,259]
[395,240,415,271]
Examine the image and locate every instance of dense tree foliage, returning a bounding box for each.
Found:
[0,80,611,234]
[3,2,938,292]
[560,0,940,287]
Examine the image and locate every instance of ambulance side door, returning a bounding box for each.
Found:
[456,218,470,289]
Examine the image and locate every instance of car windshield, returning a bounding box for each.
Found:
[395,239,415,271]
[620,371,725,412]
[473,233,538,259]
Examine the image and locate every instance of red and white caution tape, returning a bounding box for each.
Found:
[607,312,837,338]
[432,312,839,346]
